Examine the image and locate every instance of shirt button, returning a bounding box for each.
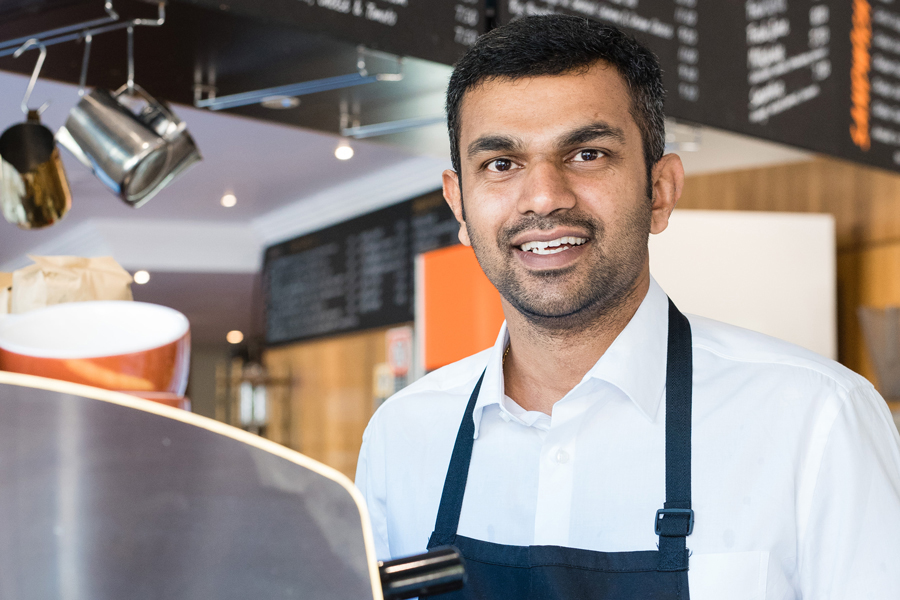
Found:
[556,449,570,464]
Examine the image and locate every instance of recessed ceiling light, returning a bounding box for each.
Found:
[221,193,237,207]
[133,270,150,285]
[335,143,354,160]
[261,95,300,110]
[226,330,244,344]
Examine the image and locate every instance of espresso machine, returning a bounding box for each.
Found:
[0,371,464,599]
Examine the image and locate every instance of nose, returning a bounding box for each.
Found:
[516,160,576,216]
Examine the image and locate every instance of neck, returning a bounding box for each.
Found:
[502,270,651,415]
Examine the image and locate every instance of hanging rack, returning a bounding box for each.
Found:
[78,34,93,97]
[194,45,404,111]
[342,115,446,139]
[0,1,118,53]
[0,1,166,59]
[126,25,135,92]
[14,39,51,116]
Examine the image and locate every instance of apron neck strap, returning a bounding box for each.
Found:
[428,370,485,548]
[429,298,694,570]
[656,298,694,571]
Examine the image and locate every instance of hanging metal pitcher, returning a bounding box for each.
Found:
[56,27,201,208]
[0,39,72,230]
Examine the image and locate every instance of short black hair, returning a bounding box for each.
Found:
[446,15,666,180]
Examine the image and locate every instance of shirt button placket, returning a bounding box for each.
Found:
[534,437,575,546]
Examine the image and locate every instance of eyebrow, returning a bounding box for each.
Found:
[558,123,627,148]
[465,123,627,160]
[466,134,524,158]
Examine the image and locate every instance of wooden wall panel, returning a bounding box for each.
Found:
[837,251,869,381]
[838,244,900,386]
[679,157,894,250]
[263,326,400,478]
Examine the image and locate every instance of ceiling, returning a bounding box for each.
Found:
[0,3,815,346]
[129,271,261,348]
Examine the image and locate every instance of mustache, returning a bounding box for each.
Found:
[498,213,602,245]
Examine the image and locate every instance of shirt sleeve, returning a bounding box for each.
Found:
[798,383,900,598]
[355,413,392,561]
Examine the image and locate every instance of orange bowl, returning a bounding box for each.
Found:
[0,301,190,396]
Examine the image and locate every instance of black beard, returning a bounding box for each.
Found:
[467,206,651,331]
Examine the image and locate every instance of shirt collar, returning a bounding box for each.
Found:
[472,321,509,439]
[471,277,670,438]
[583,277,669,422]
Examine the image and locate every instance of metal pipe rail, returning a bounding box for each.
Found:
[193,45,404,111]
[0,1,166,59]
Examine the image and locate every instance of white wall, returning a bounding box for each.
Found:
[649,210,837,359]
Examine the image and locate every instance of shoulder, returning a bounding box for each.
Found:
[686,313,872,394]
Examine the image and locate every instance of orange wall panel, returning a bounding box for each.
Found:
[422,244,505,371]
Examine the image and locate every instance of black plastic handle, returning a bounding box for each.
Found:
[378,545,466,599]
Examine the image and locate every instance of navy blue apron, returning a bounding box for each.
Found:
[426,299,694,599]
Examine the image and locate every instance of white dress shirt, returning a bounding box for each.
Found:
[356,278,900,599]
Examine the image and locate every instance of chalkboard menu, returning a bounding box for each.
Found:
[187,0,487,67]
[498,1,900,173]
[264,191,459,345]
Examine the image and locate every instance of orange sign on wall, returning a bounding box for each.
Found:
[420,244,505,372]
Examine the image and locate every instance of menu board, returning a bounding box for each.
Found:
[501,0,702,110]
[498,1,900,173]
[264,192,459,345]
[184,0,487,66]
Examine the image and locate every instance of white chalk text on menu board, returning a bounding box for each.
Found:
[503,0,700,105]
[306,0,484,63]
[186,0,487,67]
[745,1,832,125]
[860,1,900,166]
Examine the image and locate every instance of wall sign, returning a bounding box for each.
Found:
[386,326,414,377]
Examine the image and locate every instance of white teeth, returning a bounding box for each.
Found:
[519,236,588,253]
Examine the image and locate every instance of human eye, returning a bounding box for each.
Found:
[570,149,604,162]
[485,158,516,172]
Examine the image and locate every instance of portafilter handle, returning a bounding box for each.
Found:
[379,545,466,599]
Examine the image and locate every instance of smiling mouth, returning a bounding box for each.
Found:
[517,236,589,255]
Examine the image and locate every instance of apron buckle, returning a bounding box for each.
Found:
[655,508,694,537]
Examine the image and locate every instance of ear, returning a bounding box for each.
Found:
[649,153,684,235]
[443,169,471,246]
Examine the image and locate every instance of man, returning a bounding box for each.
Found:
[356,15,900,600]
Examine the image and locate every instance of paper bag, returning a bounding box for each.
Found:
[0,272,11,315]
[10,256,133,314]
